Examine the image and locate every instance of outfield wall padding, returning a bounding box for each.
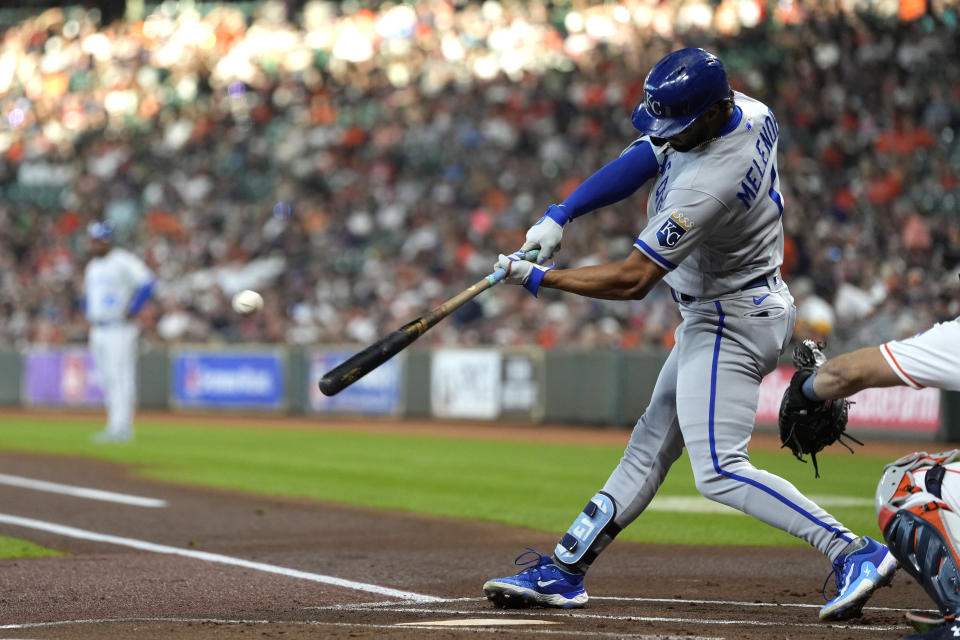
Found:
[543,349,622,425]
[138,348,169,410]
[0,348,21,406]
[5,345,951,439]
[943,391,960,441]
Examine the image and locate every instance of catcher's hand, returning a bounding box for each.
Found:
[778,340,862,478]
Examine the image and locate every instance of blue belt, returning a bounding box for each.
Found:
[671,272,779,304]
[91,320,126,327]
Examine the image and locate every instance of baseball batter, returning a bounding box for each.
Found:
[483,48,897,622]
[84,221,154,443]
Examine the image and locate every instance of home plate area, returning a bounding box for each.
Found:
[396,617,561,627]
[315,595,914,639]
[0,452,934,640]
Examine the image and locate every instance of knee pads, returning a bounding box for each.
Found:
[554,492,621,573]
[884,505,960,618]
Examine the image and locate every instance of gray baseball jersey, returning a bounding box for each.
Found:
[563,92,859,570]
[634,92,784,299]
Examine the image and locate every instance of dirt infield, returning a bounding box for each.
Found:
[0,415,939,639]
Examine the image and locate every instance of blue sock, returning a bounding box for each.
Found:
[801,372,822,402]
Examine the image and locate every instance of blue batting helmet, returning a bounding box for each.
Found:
[87,220,114,241]
[631,48,731,138]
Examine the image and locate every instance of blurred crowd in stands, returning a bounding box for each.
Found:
[0,0,957,352]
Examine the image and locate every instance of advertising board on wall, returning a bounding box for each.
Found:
[430,349,502,419]
[308,351,402,415]
[501,354,537,414]
[756,365,941,433]
[22,348,104,406]
[171,350,284,410]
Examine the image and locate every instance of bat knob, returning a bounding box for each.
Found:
[318,376,339,396]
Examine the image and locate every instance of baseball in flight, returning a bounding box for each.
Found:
[232,289,263,314]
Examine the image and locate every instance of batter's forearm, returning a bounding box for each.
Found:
[560,143,658,219]
[541,264,654,300]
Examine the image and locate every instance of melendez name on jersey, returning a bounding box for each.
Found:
[633,92,785,299]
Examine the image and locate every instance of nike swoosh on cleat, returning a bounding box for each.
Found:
[753,294,770,305]
[537,579,559,587]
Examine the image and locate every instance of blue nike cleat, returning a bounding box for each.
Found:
[818,536,898,621]
[483,549,588,609]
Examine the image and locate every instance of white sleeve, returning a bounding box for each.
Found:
[123,251,153,287]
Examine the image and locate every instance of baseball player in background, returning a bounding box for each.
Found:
[84,221,154,443]
[482,48,898,622]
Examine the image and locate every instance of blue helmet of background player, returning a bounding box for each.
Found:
[87,220,114,242]
[631,48,732,138]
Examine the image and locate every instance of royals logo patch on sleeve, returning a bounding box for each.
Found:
[656,210,694,249]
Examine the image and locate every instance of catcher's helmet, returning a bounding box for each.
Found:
[631,48,731,138]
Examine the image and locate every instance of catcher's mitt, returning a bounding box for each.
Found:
[778,340,862,478]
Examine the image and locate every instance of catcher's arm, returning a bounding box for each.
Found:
[778,341,863,478]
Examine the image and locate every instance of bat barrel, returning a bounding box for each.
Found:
[318,324,421,396]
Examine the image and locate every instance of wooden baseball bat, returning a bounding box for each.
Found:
[318,251,537,396]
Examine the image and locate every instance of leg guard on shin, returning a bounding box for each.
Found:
[553,492,621,573]
[884,505,960,618]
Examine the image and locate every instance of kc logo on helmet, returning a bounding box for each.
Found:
[648,98,664,116]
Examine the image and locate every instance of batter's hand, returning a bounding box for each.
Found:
[521,205,567,265]
[496,251,554,297]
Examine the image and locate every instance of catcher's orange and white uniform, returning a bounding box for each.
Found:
[876,450,960,620]
[880,316,960,391]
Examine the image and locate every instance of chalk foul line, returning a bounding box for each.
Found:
[0,513,441,602]
[0,473,166,508]
[0,617,723,639]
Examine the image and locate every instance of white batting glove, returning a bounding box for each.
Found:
[496,251,554,297]
[520,205,568,265]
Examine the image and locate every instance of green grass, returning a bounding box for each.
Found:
[0,535,67,559]
[0,417,893,547]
